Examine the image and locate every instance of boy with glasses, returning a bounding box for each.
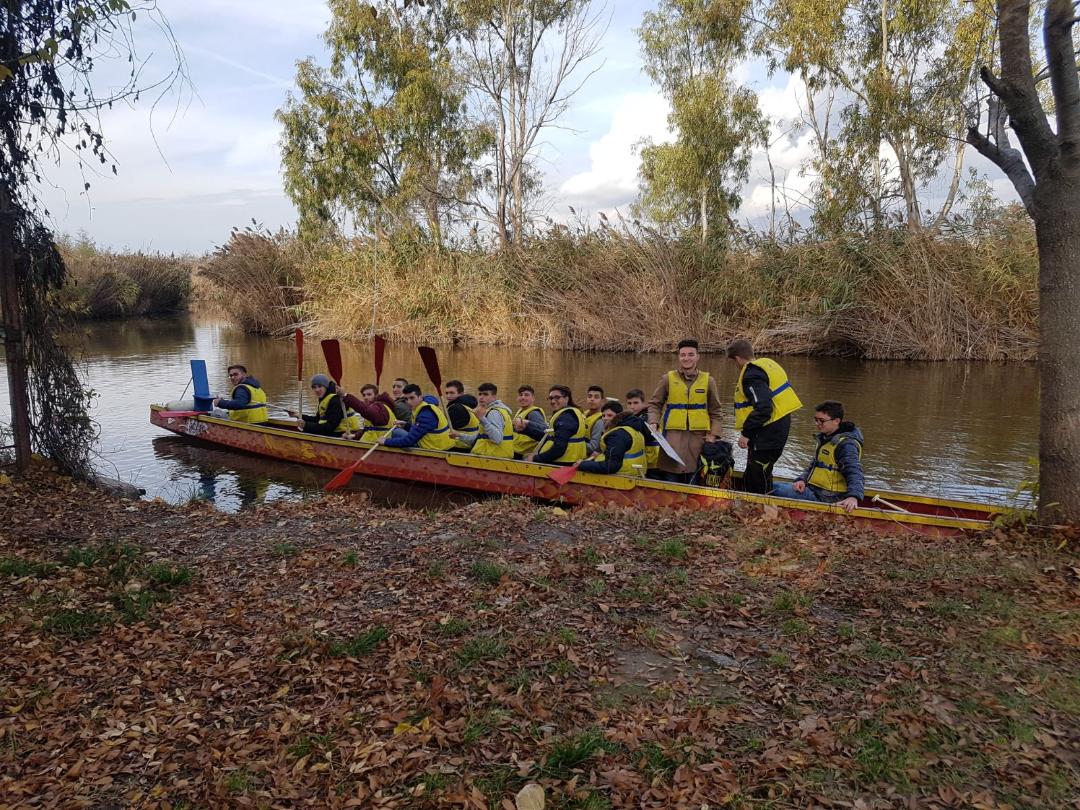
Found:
[771,401,864,513]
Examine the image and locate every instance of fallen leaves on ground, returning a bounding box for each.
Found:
[0,469,1077,808]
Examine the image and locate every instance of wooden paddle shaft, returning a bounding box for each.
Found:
[360,427,395,461]
[872,494,911,514]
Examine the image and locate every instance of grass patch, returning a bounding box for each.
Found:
[849,719,913,788]
[770,589,812,615]
[111,589,170,624]
[469,560,506,585]
[427,559,446,579]
[63,546,103,568]
[0,556,56,578]
[435,617,471,637]
[286,732,335,760]
[42,609,109,639]
[326,625,389,657]
[982,625,1022,648]
[271,542,298,558]
[342,550,358,567]
[637,740,684,783]
[224,768,254,794]
[655,538,688,561]
[456,635,507,669]
[863,639,903,661]
[144,563,193,587]
[781,618,813,637]
[543,728,618,778]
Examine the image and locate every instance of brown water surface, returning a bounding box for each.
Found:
[0,314,1038,510]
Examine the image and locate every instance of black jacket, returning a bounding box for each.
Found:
[447,394,478,430]
[739,364,791,451]
[534,409,582,464]
[578,421,642,474]
[301,382,346,436]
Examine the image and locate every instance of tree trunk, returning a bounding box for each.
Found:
[700,185,708,244]
[0,183,32,470]
[1034,182,1080,523]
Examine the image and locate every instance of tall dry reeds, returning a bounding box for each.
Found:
[199,209,1039,361]
[58,237,193,319]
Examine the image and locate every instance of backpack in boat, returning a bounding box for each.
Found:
[697,440,734,488]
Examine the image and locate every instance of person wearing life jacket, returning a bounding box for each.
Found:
[470,382,516,458]
[390,378,413,425]
[444,380,481,450]
[213,364,269,424]
[511,385,548,459]
[772,401,864,512]
[583,385,607,453]
[342,384,398,441]
[378,385,456,451]
[646,338,724,484]
[578,402,647,477]
[527,385,588,465]
[625,388,661,477]
[297,374,362,436]
[726,338,803,495]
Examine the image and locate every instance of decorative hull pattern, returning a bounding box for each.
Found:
[150,406,1003,537]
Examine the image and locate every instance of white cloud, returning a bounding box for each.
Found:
[558,91,672,211]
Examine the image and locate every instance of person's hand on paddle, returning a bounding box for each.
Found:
[448,429,460,439]
[837,496,858,513]
[286,409,299,418]
[737,435,749,450]
[512,417,525,432]
[378,435,391,445]
[474,405,488,419]
[523,453,535,462]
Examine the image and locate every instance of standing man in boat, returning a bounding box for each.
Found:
[213,365,269,424]
[526,386,588,465]
[342,384,398,440]
[772,401,863,512]
[379,385,457,450]
[471,382,515,458]
[295,374,361,436]
[511,385,548,459]
[390,378,413,424]
[726,338,803,494]
[647,339,724,484]
[578,401,647,477]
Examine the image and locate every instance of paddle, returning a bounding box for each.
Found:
[321,339,355,438]
[871,493,911,514]
[417,345,449,419]
[547,461,583,486]
[296,328,304,417]
[374,334,386,387]
[323,427,395,491]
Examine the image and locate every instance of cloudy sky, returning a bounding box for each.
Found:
[37,0,1011,254]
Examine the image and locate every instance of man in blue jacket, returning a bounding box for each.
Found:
[772,400,864,513]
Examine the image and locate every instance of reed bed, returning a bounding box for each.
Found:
[198,211,1038,360]
[58,240,193,319]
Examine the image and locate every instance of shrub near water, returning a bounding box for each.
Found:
[200,206,1038,360]
[57,235,193,319]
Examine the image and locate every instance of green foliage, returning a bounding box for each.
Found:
[326,626,389,658]
[456,635,507,669]
[469,560,506,584]
[43,609,109,639]
[145,563,193,588]
[543,728,619,778]
[0,556,57,578]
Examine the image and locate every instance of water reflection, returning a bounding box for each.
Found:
[0,314,1038,508]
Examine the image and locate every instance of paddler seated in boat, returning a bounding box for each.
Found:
[378,385,457,451]
[341,384,398,441]
[390,377,413,425]
[524,386,588,465]
[771,400,864,513]
[470,382,515,458]
[443,380,481,450]
[583,385,607,453]
[212,365,269,424]
[726,338,803,495]
[295,374,362,437]
[625,388,661,477]
[647,338,724,484]
[511,385,548,459]
[577,401,647,477]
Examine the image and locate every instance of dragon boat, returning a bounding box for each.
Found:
[150,405,1007,536]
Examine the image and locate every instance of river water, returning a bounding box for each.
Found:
[0,314,1038,511]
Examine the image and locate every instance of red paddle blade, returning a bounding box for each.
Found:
[296,328,304,381]
[374,334,386,386]
[547,464,580,486]
[321,339,343,385]
[417,346,441,392]
[324,460,361,492]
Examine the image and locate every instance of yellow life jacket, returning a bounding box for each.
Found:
[360,402,396,439]
[595,425,646,477]
[472,404,515,459]
[584,410,604,434]
[807,435,862,494]
[733,358,802,430]
[535,406,588,463]
[512,405,545,456]
[662,370,712,432]
[228,383,268,423]
[317,392,362,434]
[451,404,481,450]
[412,401,456,451]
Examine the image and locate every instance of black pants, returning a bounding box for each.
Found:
[744,446,784,494]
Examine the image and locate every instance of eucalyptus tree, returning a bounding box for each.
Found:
[1,0,184,474]
[453,0,606,248]
[277,0,484,243]
[966,0,1080,523]
[636,0,767,243]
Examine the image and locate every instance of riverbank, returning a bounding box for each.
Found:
[2,469,1076,807]
[198,210,1038,361]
